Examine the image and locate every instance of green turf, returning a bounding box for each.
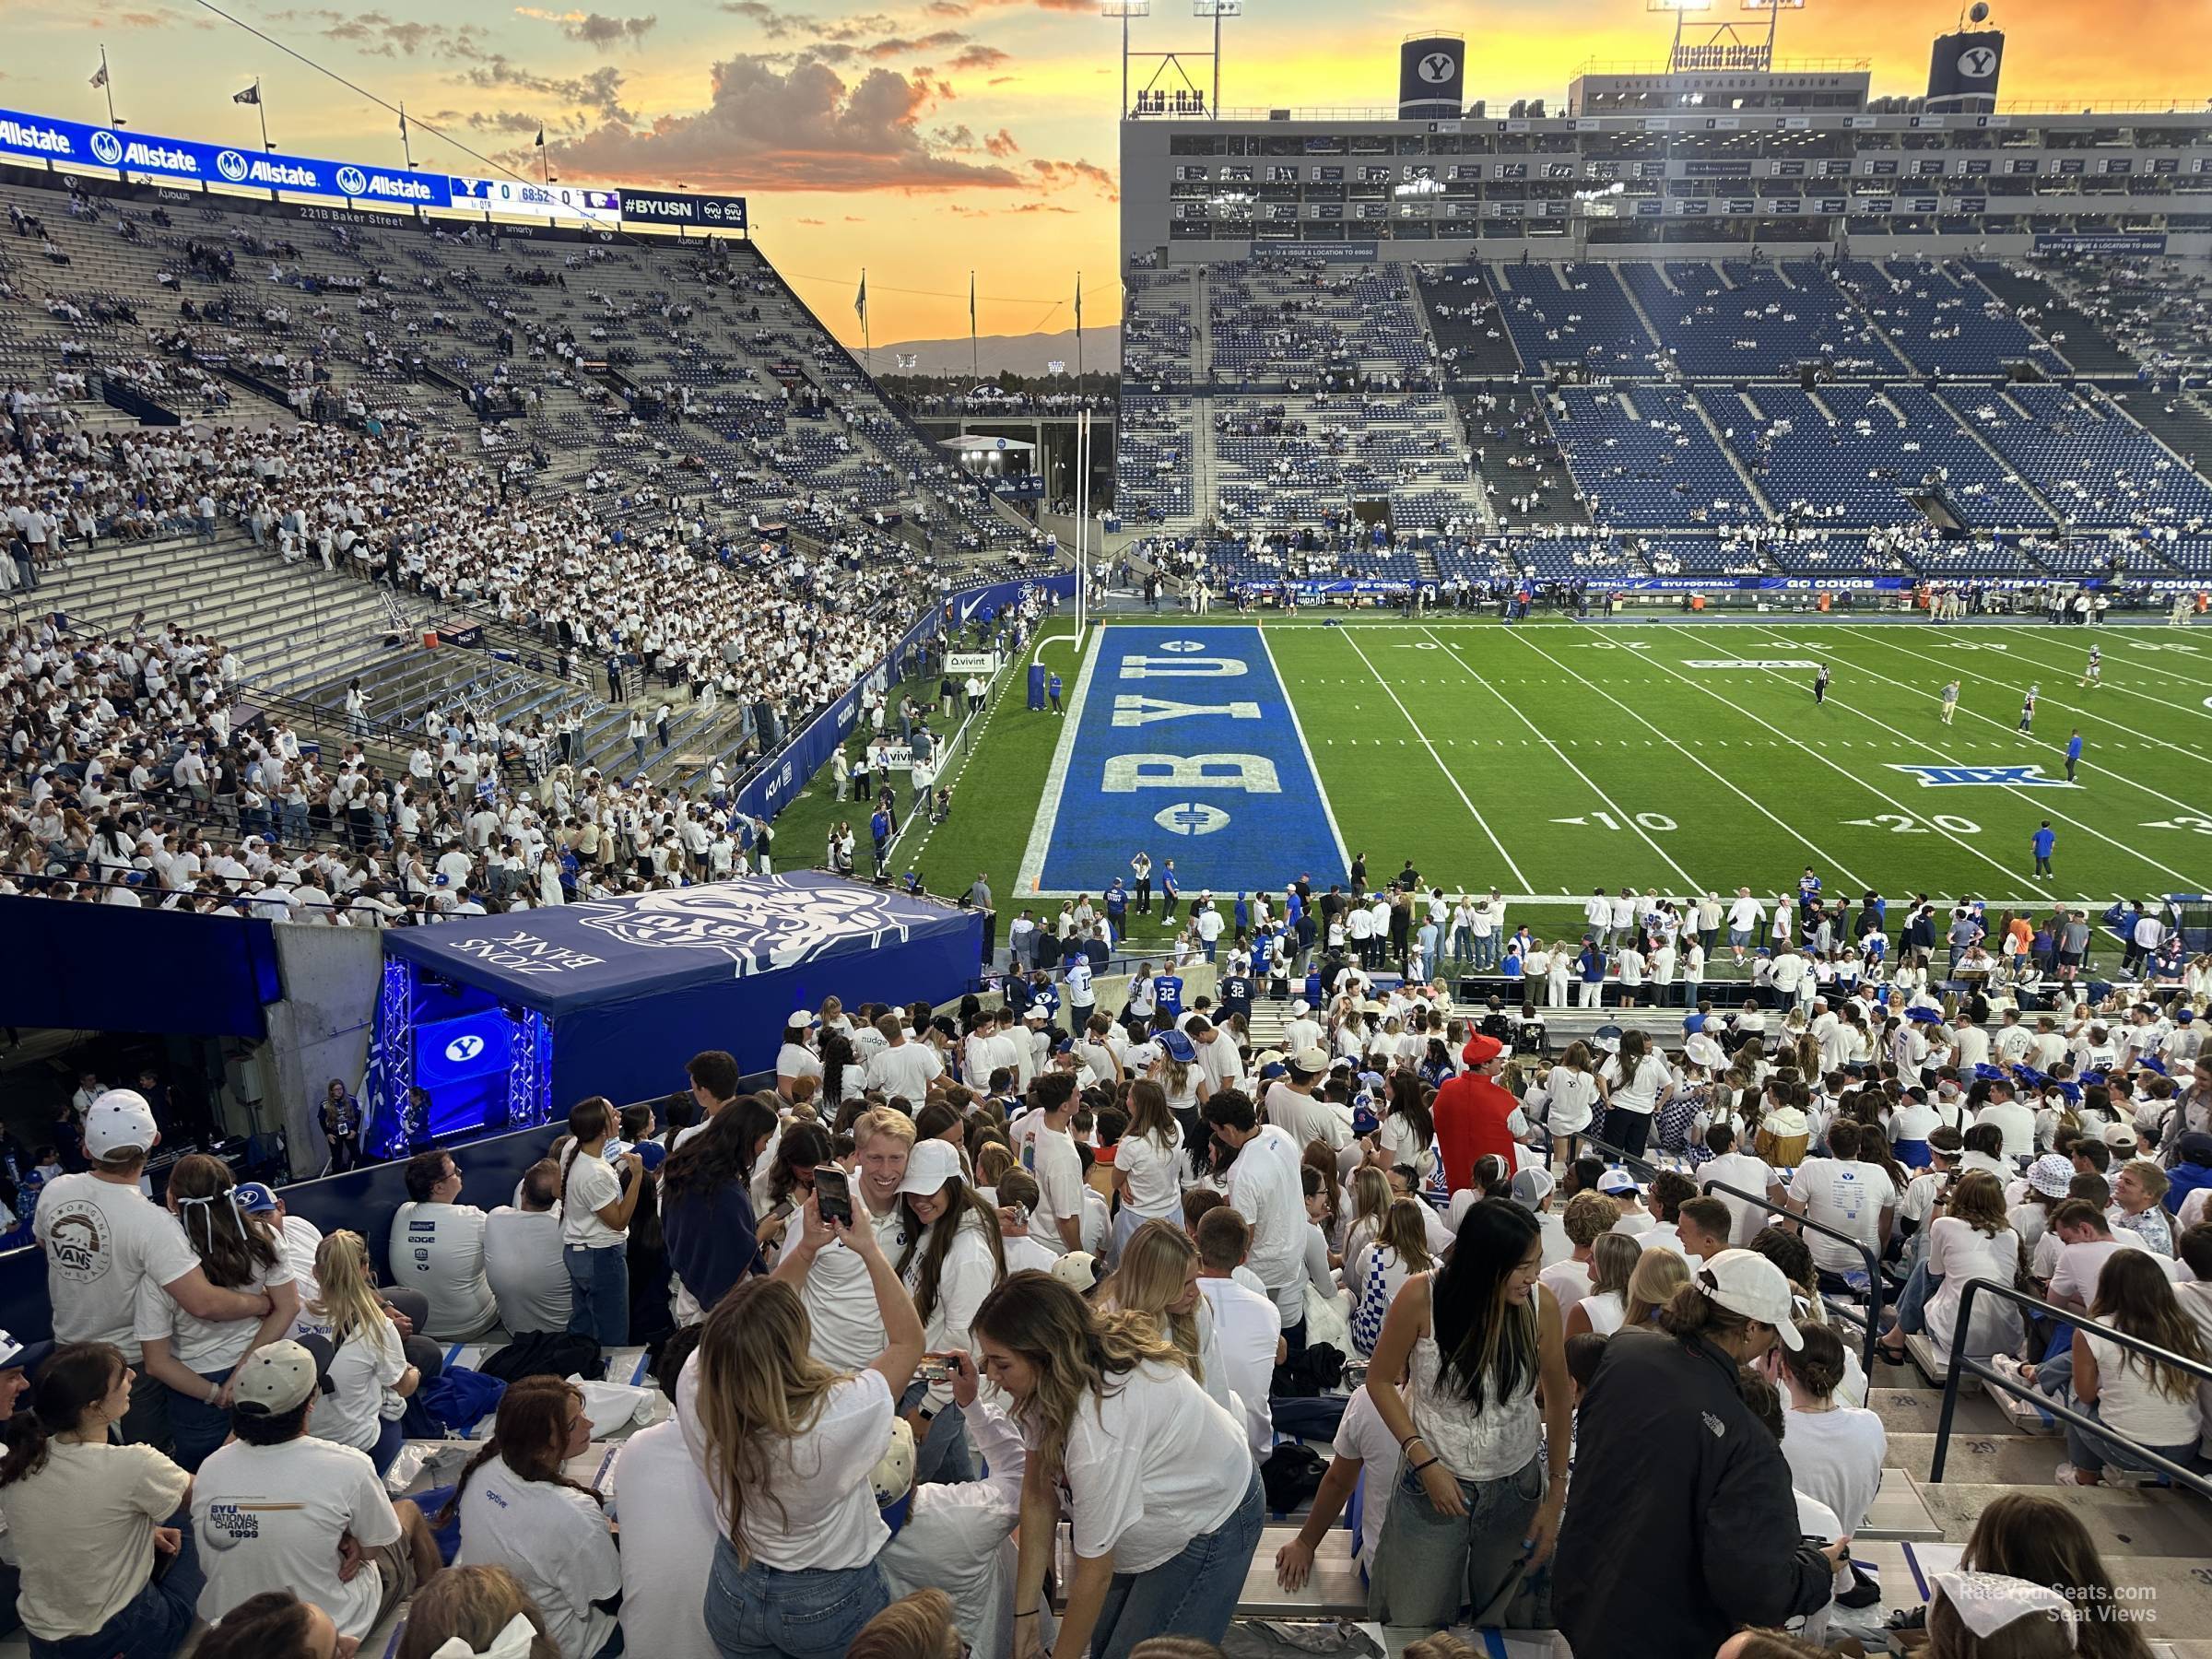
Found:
[776,616,2212,946]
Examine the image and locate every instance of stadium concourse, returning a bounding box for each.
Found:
[6,118,2212,1659]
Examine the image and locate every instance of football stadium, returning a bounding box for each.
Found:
[2,0,2212,1652]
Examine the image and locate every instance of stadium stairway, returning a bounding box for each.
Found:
[1686,392,1778,521]
[1608,265,1670,368]
[2098,386,2212,481]
[1970,264,2140,377]
[1924,386,2072,526]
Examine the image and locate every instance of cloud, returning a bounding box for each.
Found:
[865,28,967,57]
[289,7,491,57]
[571,11,659,47]
[541,54,1025,192]
[982,127,1018,158]
[459,58,634,122]
[466,110,548,134]
[948,43,1009,70]
[1030,156,1115,197]
[796,216,826,224]
[1011,202,1074,213]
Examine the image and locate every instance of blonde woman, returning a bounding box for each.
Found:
[1542,1041,1604,1169]
[688,1197,924,1659]
[394,1564,561,1659]
[303,1230,421,1475]
[1113,1081,1187,1257]
[1338,1166,1394,1269]
[1545,941,1571,1009]
[1622,1247,1691,1329]
[1100,1219,1230,1418]
[983,1272,1261,1659]
[1345,1197,1436,1359]
[1564,1232,1641,1339]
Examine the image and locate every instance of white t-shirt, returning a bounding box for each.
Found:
[1198,1276,1283,1461]
[776,1042,825,1087]
[1265,1086,1352,1154]
[1024,1123,1087,1250]
[2051,1233,2166,1307]
[457,1456,621,1659]
[1700,1152,1780,1246]
[313,1315,407,1453]
[1226,1125,1309,1326]
[1059,1359,1252,1571]
[865,1041,944,1103]
[34,1172,200,1361]
[0,1439,189,1641]
[801,1199,912,1371]
[1003,1232,1062,1274]
[485,1207,573,1333]
[679,1363,894,1571]
[1787,1159,1898,1274]
[1331,1384,1401,1573]
[2085,1331,2202,1448]
[194,1435,401,1641]
[1536,1257,1594,1312]
[134,1253,294,1375]
[561,1151,628,1249]
[1601,1054,1670,1118]
[387,1202,499,1339]
[611,1419,722,1659]
[1115,1129,1183,1220]
[1783,1404,1887,1547]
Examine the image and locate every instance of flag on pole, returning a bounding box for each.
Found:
[1075,273,1083,340]
[89,60,109,89]
[232,82,261,105]
[398,106,408,140]
[969,271,976,332]
[534,125,546,147]
[854,272,866,324]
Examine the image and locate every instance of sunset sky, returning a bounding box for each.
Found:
[7,0,2198,349]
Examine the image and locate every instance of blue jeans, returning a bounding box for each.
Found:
[1369,1451,1547,1630]
[704,1538,888,1659]
[28,1509,202,1659]
[898,1380,976,1486]
[167,1367,237,1472]
[1090,1466,1265,1658]
[565,1244,629,1347]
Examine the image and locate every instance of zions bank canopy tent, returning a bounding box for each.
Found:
[368,876,984,1154]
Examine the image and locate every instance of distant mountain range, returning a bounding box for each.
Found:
[863,327,1118,379]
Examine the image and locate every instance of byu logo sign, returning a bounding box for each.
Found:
[1958,46,1998,78]
[443,1033,487,1064]
[1418,52,1456,83]
[1156,802,1231,837]
[1888,763,2072,788]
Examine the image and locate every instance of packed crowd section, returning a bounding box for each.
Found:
[10,856,2212,1658]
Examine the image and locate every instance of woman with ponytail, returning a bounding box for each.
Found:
[0,1341,201,1657]
[983,1271,1263,1659]
[557,1098,644,1347]
[302,1230,420,1475]
[1099,1218,1230,1418]
[447,1376,619,1659]
[136,1152,300,1470]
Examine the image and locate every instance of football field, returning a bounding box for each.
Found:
[993,615,2212,924]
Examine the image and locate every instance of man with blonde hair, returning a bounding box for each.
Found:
[775,1103,914,1368]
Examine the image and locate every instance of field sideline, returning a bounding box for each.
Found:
[779,614,2212,946]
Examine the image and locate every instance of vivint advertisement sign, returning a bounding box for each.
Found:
[0,105,450,208]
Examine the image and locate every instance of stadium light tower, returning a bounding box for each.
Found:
[1102,0,1151,120]
[1651,0,1803,76]
[1193,0,1241,114]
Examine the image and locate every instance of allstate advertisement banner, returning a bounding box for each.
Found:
[618,185,747,229]
[1026,625,1347,894]
[0,105,450,208]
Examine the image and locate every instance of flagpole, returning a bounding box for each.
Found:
[97,47,118,128]
[861,268,870,376]
[399,102,414,171]
[1076,409,1088,640]
[970,271,979,382]
[254,79,271,151]
[1076,272,1085,386]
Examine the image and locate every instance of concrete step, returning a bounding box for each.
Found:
[1885,1430,2065,1486]
[1912,1480,2212,1559]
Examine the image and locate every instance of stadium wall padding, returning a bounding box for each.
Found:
[0,1120,563,1342]
[0,895,281,1037]
[265,925,385,1170]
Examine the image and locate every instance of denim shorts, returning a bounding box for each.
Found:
[703,1537,888,1659]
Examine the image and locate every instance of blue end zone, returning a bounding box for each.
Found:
[1028,626,1346,895]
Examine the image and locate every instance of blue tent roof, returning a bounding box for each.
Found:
[381,875,979,1018]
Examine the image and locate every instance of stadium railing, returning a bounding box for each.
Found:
[1581,1128,1885,1382]
[1930,1278,2212,1497]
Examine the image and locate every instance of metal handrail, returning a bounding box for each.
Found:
[1931,1277,2212,1497]
[1579,1128,1885,1380]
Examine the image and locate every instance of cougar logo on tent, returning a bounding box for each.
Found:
[335,165,370,195]
[443,1033,487,1064]
[90,129,125,166]
[1418,52,1456,83]
[1958,46,1998,78]
[216,148,250,182]
[573,879,915,972]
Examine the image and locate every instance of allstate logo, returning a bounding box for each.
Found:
[90,129,124,166]
[443,1033,487,1064]
[335,165,369,195]
[573,877,914,973]
[216,148,250,182]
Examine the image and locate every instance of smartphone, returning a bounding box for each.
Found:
[918,1355,956,1383]
[767,1197,794,1223]
[814,1165,853,1227]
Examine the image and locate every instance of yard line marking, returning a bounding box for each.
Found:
[1257,628,1354,880]
[1014,627,1101,898]
[1482,626,1870,891]
[1655,624,2207,892]
[1401,626,1700,888]
[1828,625,2212,764]
[1971,631,2212,700]
[1566,620,2050,900]
[1335,627,1530,890]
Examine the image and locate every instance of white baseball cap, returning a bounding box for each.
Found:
[82,1089,159,1159]
[786,1009,818,1029]
[1291,1045,1330,1074]
[1697,1249,1803,1350]
[896,1137,963,1195]
[1595,1168,1639,1195]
